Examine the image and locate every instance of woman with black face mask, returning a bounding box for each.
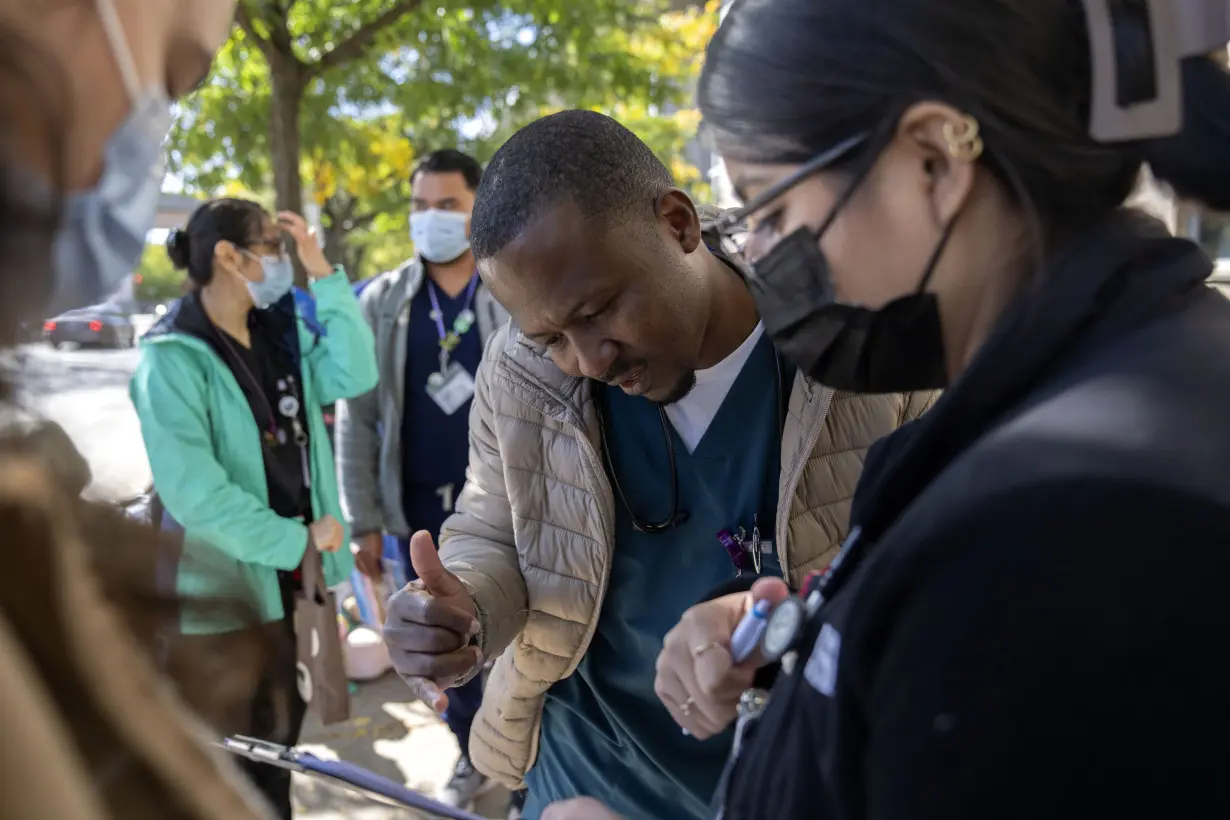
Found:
[541,1,1230,820]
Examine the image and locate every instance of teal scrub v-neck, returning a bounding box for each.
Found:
[523,332,786,820]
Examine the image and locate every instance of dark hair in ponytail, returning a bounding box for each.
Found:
[166,198,267,286]
[700,0,1230,241]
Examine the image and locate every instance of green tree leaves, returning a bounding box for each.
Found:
[168,0,719,281]
[133,242,186,303]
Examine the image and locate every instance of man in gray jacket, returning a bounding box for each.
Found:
[334,148,508,810]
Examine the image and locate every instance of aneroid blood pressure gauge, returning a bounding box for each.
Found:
[760,597,807,663]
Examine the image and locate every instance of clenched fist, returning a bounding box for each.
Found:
[308,514,343,553]
[383,530,481,712]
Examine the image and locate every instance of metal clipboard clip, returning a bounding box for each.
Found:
[218,736,305,773]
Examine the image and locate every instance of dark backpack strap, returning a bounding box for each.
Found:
[300,314,327,347]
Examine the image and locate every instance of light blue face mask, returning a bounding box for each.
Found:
[240,251,296,309]
[410,209,471,264]
[48,0,171,315]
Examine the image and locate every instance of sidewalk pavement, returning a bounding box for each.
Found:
[293,674,511,819]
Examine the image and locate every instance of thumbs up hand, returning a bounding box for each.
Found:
[383,531,482,712]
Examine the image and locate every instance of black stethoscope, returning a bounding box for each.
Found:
[597,402,689,533]
[595,345,786,535]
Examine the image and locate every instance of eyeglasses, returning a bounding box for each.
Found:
[247,237,291,258]
[712,132,871,238]
[596,400,690,534]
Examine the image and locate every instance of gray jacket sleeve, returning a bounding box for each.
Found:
[335,279,386,538]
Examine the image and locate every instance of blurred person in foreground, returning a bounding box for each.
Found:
[130,198,378,816]
[0,0,279,818]
[335,148,508,810]
[546,0,1230,818]
[381,110,936,820]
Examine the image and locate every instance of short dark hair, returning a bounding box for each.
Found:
[470,110,675,261]
[167,198,267,286]
[412,149,483,191]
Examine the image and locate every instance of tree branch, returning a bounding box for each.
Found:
[348,210,380,231]
[233,4,264,45]
[310,0,424,75]
[233,2,274,58]
[236,0,306,68]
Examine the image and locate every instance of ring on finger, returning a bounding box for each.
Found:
[680,696,695,717]
[690,641,723,659]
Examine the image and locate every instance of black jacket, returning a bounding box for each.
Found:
[721,211,1230,820]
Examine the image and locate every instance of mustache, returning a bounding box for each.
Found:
[598,359,646,384]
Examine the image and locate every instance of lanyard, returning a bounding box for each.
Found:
[212,324,310,489]
[426,273,479,375]
[213,324,277,443]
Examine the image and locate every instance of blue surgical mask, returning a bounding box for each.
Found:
[410,209,471,264]
[49,0,171,314]
[241,252,296,309]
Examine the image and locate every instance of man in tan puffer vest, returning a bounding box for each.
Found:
[383,111,936,820]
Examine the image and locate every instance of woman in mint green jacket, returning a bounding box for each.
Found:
[129,198,377,818]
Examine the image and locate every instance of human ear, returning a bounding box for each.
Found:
[657,189,702,253]
[898,102,981,230]
[212,240,249,281]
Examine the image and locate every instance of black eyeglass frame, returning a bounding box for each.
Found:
[712,132,871,238]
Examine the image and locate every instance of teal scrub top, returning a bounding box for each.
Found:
[524,333,787,820]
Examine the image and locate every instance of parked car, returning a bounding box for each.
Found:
[44,305,136,349]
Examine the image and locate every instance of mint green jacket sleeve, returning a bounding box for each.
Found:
[130,345,309,569]
[303,269,379,405]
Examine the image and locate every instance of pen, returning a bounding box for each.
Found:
[730,598,772,664]
[680,599,773,737]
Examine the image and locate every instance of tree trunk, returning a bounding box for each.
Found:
[344,244,367,280]
[322,222,349,269]
[267,52,307,285]
[321,196,354,268]
[268,57,304,216]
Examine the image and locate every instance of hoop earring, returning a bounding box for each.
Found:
[942,115,984,163]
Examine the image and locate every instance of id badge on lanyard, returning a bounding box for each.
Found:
[427,362,476,415]
[277,375,311,489]
[425,276,479,416]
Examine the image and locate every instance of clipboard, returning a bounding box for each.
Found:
[220,736,488,820]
